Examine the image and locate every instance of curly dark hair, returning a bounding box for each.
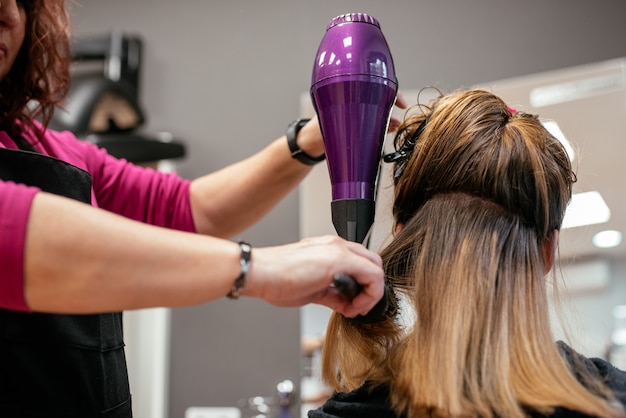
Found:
[0,0,71,141]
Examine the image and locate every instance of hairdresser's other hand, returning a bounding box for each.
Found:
[388,90,408,132]
[244,236,385,318]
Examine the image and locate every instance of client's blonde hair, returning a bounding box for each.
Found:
[322,89,624,417]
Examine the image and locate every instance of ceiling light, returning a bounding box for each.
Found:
[562,191,610,229]
[542,120,575,162]
[592,230,622,248]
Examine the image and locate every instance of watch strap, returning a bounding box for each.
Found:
[226,241,252,300]
[287,118,326,165]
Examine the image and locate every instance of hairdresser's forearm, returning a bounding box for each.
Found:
[24,192,241,313]
[190,120,323,237]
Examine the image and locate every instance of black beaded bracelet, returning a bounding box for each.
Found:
[286,118,326,165]
[226,240,252,300]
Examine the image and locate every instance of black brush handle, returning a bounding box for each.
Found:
[333,273,390,324]
[333,273,362,301]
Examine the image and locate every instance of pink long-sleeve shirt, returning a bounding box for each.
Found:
[0,123,196,312]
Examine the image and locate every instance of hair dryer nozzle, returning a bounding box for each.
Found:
[331,199,375,244]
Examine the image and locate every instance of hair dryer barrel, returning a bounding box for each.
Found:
[313,75,396,242]
[311,13,398,243]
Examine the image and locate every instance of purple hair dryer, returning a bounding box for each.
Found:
[311,13,397,318]
[311,13,397,244]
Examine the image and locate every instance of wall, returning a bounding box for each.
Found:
[68,1,626,417]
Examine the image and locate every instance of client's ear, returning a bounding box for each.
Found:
[543,230,560,273]
[394,223,404,235]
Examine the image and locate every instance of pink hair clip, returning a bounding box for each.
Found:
[507,106,517,114]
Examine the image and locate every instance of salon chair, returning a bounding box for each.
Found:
[50,31,186,164]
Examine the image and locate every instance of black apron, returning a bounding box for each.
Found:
[0,148,132,417]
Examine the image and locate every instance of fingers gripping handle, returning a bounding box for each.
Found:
[333,273,362,301]
[333,274,390,324]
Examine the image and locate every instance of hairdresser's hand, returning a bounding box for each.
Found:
[244,235,385,318]
[388,90,408,132]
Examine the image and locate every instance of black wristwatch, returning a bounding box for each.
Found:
[286,118,326,165]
